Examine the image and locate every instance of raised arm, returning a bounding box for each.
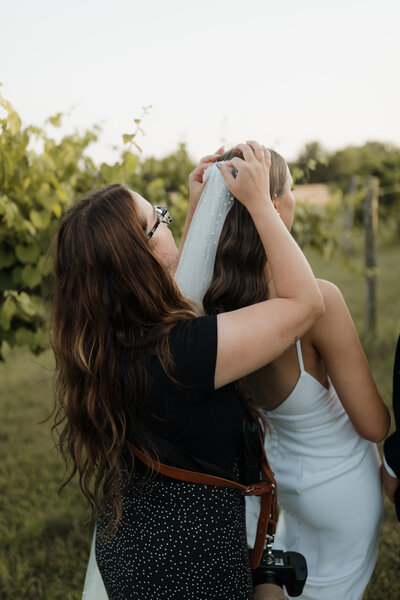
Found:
[214,142,324,389]
[309,279,390,442]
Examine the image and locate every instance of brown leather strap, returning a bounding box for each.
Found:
[132,446,269,492]
[258,427,279,538]
[132,435,278,570]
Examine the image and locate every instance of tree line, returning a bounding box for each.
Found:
[0,91,398,356]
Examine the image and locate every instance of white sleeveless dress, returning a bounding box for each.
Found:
[246,340,383,600]
[82,526,108,600]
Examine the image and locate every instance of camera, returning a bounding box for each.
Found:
[251,548,307,597]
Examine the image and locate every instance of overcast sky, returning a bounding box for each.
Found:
[2,0,399,164]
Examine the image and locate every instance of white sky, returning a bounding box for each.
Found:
[2,0,400,164]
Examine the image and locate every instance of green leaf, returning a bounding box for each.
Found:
[0,296,16,330]
[52,203,62,218]
[48,112,63,127]
[29,209,51,229]
[15,244,40,264]
[11,267,23,286]
[21,265,42,289]
[37,255,54,277]
[55,186,69,205]
[307,158,317,171]
[38,192,58,211]
[22,220,37,237]
[0,272,13,292]
[0,98,21,134]
[14,327,35,346]
[121,152,138,172]
[0,196,20,228]
[8,110,21,135]
[0,250,15,269]
[122,133,135,144]
[4,290,40,318]
[0,339,11,360]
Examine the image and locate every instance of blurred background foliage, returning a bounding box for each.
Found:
[1,90,399,357]
[0,91,399,598]
[289,139,400,230]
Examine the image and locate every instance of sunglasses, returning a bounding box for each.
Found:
[146,206,172,240]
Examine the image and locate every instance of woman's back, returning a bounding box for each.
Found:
[247,278,388,440]
[261,338,375,464]
[245,329,328,411]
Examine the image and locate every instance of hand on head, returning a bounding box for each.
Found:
[218,141,271,211]
[188,146,224,208]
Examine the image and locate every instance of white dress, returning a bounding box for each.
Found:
[246,340,383,600]
[82,527,108,600]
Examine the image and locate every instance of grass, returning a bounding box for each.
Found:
[0,234,399,599]
[0,348,90,599]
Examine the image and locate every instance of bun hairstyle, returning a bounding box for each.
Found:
[203,147,287,315]
[51,184,196,535]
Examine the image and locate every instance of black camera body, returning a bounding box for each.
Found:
[252,549,308,597]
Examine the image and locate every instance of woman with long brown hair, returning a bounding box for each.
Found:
[52,142,323,600]
[184,146,389,600]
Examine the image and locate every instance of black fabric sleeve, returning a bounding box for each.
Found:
[170,315,218,395]
[384,431,400,478]
[383,336,400,477]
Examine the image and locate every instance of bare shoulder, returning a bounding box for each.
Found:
[314,279,348,320]
[309,279,353,344]
[316,279,345,306]
[309,282,389,442]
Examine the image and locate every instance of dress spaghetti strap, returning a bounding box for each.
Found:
[295,339,305,374]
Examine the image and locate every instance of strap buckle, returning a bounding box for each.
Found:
[242,482,271,496]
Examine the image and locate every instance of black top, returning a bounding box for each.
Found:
[384,335,400,476]
[383,335,400,520]
[146,316,247,473]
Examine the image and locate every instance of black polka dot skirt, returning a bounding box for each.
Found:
[95,466,253,599]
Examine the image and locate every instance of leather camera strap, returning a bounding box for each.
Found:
[131,427,277,570]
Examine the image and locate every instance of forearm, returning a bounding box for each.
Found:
[253,583,287,600]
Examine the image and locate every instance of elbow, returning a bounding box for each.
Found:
[307,289,325,322]
[315,292,326,319]
[295,290,325,336]
[359,408,391,443]
[368,431,388,444]
[374,409,391,443]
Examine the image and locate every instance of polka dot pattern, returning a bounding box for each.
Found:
[96,464,253,599]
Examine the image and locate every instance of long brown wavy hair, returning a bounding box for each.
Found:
[203,147,288,314]
[203,148,288,410]
[51,184,196,534]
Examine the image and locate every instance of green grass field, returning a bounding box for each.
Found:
[0,235,399,599]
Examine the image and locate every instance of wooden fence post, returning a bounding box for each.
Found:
[342,175,358,255]
[364,177,379,333]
